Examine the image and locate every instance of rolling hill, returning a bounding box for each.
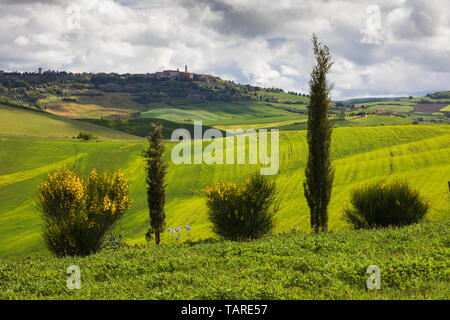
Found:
[0,103,139,140]
[1,123,449,257]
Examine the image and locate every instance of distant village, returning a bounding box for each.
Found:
[0,65,219,83]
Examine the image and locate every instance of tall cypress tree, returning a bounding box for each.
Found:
[142,124,167,245]
[303,34,334,233]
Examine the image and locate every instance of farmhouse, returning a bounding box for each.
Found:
[376,109,387,115]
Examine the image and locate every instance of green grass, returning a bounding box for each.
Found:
[441,105,450,112]
[78,118,224,139]
[356,99,415,110]
[258,91,309,104]
[141,107,219,122]
[1,124,450,257]
[333,115,413,127]
[355,96,450,115]
[141,101,300,126]
[269,102,308,111]
[278,115,413,131]
[0,221,448,299]
[0,104,138,140]
[366,105,414,113]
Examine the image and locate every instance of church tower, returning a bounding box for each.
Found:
[185,65,187,72]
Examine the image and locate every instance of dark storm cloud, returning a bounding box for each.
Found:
[179,0,307,38]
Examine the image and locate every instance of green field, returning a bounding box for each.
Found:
[78,118,224,139]
[366,105,415,113]
[0,104,138,140]
[354,96,450,119]
[140,101,300,127]
[277,115,414,131]
[1,105,450,257]
[1,221,448,299]
[257,91,309,103]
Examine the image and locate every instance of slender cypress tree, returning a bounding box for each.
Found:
[303,34,334,233]
[142,124,168,245]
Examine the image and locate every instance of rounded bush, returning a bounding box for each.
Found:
[204,173,278,240]
[343,180,429,229]
[37,167,132,256]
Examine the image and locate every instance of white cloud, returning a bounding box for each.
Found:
[280,65,300,76]
[0,0,449,99]
[14,35,31,46]
[360,5,384,44]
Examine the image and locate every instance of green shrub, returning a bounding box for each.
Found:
[343,180,429,229]
[204,173,278,240]
[76,131,97,141]
[37,167,132,256]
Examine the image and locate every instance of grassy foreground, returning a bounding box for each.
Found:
[0,222,448,300]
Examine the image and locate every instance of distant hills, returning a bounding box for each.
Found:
[1,69,449,128]
[0,69,305,113]
[427,91,450,99]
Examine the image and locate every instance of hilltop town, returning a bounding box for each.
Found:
[0,65,218,83]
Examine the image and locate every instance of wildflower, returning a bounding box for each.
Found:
[186,225,191,231]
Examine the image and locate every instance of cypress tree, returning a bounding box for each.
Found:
[142,124,168,245]
[303,34,334,233]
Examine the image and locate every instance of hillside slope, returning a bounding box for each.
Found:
[1,124,449,257]
[0,104,139,140]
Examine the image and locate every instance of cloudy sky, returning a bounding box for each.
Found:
[1,0,449,99]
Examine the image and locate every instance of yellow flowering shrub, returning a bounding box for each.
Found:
[204,173,278,240]
[342,180,429,229]
[37,167,132,256]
